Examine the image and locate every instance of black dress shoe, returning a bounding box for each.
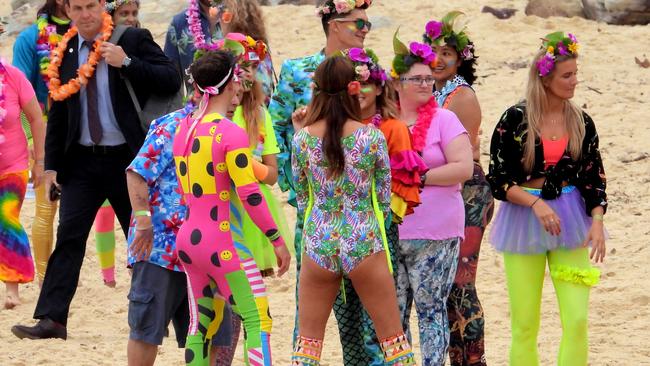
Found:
[11,319,67,340]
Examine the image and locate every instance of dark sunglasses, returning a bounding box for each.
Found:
[330,18,372,31]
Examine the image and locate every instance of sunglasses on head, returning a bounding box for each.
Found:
[330,18,372,31]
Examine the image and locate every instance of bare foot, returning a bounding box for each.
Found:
[103,280,116,288]
[4,295,21,309]
[4,283,21,309]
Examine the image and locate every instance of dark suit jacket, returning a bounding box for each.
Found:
[45,27,181,183]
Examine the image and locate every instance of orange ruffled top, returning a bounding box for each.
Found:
[363,117,428,222]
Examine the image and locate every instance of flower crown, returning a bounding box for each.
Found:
[105,0,138,13]
[341,47,388,86]
[536,31,580,77]
[215,33,268,64]
[423,11,474,61]
[391,29,437,78]
[316,0,372,18]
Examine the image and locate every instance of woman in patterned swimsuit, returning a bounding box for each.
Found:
[172,50,291,366]
[290,56,415,366]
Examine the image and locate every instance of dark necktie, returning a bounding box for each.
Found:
[83,40,103,145]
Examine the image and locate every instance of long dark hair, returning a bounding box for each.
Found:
[37,0,60,18]
[304,56,361,177]
[456,41,478,86]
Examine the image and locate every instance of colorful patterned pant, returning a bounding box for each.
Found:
[293,210,386,365]
[0,170,33,283]
[396,237,460,366]
[504,248,599,366]
[447,164,494,366]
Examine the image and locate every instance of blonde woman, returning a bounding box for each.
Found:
[487,32,607,366]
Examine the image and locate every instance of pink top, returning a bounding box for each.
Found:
[0,63,35,174]
[400,108,468,241]
[542,136,568,169]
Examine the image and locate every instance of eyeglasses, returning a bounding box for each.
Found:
[400,76,436,86]
[330,18,372,31]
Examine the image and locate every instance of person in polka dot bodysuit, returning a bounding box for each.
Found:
[172,51,291,366]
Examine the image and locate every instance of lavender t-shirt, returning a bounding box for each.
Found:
[400,108,467,241]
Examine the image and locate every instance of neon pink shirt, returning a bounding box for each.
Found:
[0,63,35,174]
[400,108,467,241]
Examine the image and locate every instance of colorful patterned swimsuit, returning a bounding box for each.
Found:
[291,126,391,274]
[172,112,285,366]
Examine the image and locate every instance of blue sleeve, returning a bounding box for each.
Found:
[12,26,42,100]
[268,59,297,197]
[127,113,181,185]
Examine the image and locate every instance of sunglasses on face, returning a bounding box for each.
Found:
[330,18,372,31]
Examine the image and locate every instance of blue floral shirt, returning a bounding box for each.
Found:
[268,51,325,206]
[126,107,192,271]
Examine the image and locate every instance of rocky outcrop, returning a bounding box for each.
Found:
[525,0,585,18]
[582,0,650,25]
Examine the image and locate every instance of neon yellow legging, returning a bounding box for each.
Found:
[503,248,600,366]
[31,183,115,283]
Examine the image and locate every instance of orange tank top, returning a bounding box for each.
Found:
[542,136,568,169]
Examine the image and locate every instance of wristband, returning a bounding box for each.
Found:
[135,225,153,231]
[592,214,604,221]
[530,197,541,207]
[419,172,427,188]
[134,210,151,217]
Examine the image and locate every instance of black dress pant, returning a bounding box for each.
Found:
[34,145,134,325]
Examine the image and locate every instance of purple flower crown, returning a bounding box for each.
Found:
[536,31,580,77]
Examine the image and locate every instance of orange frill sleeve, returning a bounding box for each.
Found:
[377,119,428,220]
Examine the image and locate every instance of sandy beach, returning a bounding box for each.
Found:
[1,0,650,365]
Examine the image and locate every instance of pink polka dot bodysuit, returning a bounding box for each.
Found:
[172,112,285,366]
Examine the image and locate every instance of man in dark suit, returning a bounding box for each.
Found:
[11,0,180,340]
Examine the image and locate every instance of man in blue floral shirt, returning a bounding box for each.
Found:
[124,106,236,365]
[268,1,383,365]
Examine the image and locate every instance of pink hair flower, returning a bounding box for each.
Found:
[409,42,436,64]
[536,53,555,76]
[568,33,578,43]
[425,21,443,40]
[461,45,474,60]
[348,48,370,63]
[557,42,569,56]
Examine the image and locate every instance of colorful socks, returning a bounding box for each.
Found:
[94,200,116,285]
[292,335,323,365]
[380,333,416,365]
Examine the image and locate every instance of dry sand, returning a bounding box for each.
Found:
[1,0,650,365]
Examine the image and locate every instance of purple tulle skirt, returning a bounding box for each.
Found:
[490,186,599,254]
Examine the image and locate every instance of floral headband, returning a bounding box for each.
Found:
[215,33,268,64]
[536,31,580,77]
[105,0,139,13]
[391,29,437,78]
[341,48,388,86]
[316,0,372,18]
[423,11,474,61]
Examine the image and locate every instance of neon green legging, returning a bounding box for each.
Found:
[503,248,600,366]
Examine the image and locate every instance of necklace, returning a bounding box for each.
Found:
[0,61,7,144]
[410,97,437,153]
[186,0,220,55]
[36,15,62,87]
[47,13,114,101]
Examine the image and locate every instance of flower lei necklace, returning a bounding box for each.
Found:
[0,61,7,144]
[410,97,437,153]
[186,0,221,54]
[36,14,65,87]
[47,12,114,101]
